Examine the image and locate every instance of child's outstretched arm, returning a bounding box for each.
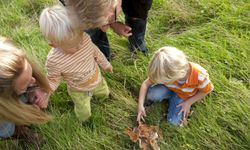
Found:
[177,82,214,118]
[46,59,62,92]
[93,44,113,73]
[137,78,153,122]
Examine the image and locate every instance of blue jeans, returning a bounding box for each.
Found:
[0,94,28,138]
[145,84,186,126]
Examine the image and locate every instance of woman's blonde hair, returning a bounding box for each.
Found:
[0,37,51,125]
[39,5,81,45]
[148,46,189,83]
[65,0,119,29]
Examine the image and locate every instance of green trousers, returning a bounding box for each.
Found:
[68,78,109,122]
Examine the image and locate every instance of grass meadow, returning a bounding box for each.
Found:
[0,0,249,149]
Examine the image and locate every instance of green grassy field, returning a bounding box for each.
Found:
[0,0,249,149]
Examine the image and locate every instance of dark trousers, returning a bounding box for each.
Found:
[85,28,111,61]
[86,0,152,60]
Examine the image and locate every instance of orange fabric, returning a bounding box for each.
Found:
[77,67,99,88]
[164,62,213,100]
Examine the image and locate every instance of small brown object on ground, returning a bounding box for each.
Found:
[124,122,162,150]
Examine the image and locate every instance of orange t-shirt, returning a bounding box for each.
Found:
[150,62,213,100]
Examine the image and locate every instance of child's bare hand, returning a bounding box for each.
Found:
[177,101,191,118]
[28,87,49,109]
[100,24,110,32]
[110,22,132,37]
[137,105,146,122]
[104,65,113,73]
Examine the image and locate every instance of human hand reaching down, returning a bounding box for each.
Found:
[177,101,191,119]
[137,105,146,122]
[104,65,113,73]
[110,22,132,37]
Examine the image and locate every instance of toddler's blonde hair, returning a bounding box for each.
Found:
[148,46,189,83]
[39,5,80,45]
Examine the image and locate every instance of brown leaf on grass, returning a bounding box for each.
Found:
[139,138,150,150]
[149,132,160,150]
[124,128,139,142]
[138,124,151,138]
[124,123,162,150]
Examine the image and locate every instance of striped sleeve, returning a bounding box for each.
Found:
[46,58,61,92]
[197,73,213,93]
[93,43,111,69]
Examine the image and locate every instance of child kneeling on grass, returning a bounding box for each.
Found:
[137,46,214,126]
[39,5,112,122]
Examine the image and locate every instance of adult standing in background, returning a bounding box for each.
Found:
[61,0,153,60]
[121,0,153,54]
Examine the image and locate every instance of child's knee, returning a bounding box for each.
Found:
[146,84,170,102]
[95,87,110,100]
[101,87,110,98]
[166,110,183,126]
[167,118,181,126]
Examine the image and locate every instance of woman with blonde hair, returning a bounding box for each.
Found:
[0,37,51,145]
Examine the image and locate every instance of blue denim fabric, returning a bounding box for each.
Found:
[0,122,15,138]
[0,94,28,138]
[85,29,111,61]
[145,84,186,125]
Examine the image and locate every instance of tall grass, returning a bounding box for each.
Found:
[0,0,249,149]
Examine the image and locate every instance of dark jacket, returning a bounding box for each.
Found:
[122,0,153,20]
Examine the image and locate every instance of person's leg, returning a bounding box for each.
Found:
[167,94,186,126]
[85,28,111,61]
[125,16,148,54]
[122,0,152,54]
[145,84,173,106]
[68,89,92,122]
[93,78,110,101]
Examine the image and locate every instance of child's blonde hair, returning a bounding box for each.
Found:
[148,46,189,83]
[0,36,51,125]
[65,0,119,29]
[39,5,80,45]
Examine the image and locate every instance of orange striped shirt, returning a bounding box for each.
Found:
[46,32,111,92]
[150,62,213,100]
